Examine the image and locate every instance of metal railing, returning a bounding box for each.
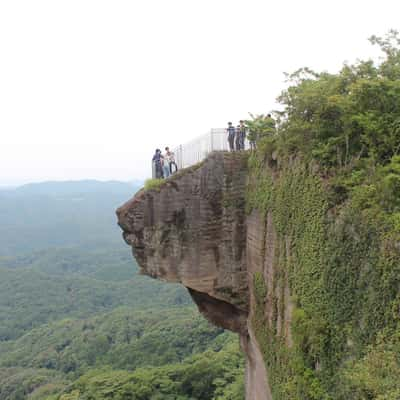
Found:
[174,128,231,169]
[152,128,248,178]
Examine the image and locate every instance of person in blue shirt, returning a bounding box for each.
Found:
[226,122,235,151]
[152,149,164,179]
[235,125,241,151]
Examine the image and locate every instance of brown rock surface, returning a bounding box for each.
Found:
[117,152,249,323]
[117,151,283,400]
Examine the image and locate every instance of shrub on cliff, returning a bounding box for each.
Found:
[144,178,165,191]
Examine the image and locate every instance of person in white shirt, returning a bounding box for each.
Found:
[165,147,178,175]
[162,150,171,178]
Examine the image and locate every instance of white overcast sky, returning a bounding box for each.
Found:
[1,0,399,185]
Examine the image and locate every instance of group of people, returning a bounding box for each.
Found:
[226,120,247,152]
[152,147,178,179]
[152,115,276,179]
[227,114,275,151]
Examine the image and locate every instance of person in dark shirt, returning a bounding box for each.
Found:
[248,128,257,150]
[235,125,241,151]
[239,120,246,150]
[226,122,235,151]
[152,149,164,179]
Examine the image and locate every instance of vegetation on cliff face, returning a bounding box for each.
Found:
[247,31,400,400]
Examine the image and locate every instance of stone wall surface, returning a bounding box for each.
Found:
[117,152,275,400]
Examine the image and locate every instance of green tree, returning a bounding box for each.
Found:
[275,30,400,169]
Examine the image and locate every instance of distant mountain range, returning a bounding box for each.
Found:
[0,179,143,256]
[1,179,143,196]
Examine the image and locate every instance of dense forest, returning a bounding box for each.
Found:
[0,181,244,399]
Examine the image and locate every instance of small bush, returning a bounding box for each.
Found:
[144,178,164,191]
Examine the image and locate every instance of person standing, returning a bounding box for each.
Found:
[165,147,178,175]
[152,149,164,179]
[248,128,257,150]
[239,120,246,150]
[235,125,241,151]
[227,122,235,151]
[162,149,170,178]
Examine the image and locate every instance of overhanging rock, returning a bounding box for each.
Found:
[117,152,249,332]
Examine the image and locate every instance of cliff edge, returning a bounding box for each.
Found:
[117,149,400,400]
[117,152,271,400]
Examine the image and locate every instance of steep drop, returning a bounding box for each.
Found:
[117,152,271,400]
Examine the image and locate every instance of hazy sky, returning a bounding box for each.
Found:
[1,0,399,184]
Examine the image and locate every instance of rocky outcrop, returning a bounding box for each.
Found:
[118,146,400,400]
[117,152,249,329]
[117,152,272,400]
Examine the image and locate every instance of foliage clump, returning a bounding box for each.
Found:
[271,30,400,171]
[144,178,165,191]
[247,30,400,400]
[45,341,244,400]
[246,113,276,145]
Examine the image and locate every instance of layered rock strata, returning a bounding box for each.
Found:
[117,152,272,400]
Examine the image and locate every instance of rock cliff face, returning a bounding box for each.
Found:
[117,152,274,400]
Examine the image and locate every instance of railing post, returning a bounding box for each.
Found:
[168,128,227,177]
